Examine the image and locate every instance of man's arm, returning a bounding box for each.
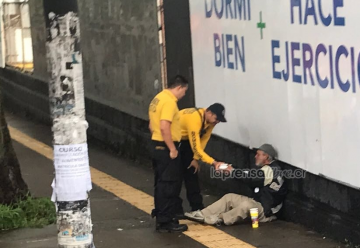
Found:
[149,120,153,134]
[160,120,176,152]
[186,117,215,165]
[159,101,178,158]
[199,125,214,150]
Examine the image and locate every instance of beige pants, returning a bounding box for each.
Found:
[201,193,273,225]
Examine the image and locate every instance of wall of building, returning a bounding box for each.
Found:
[29,0,161,120]
[163,0,195,109]
[78,0,161,119]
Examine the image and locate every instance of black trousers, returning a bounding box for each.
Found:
[152,141,183,224]
[179,140,204,211]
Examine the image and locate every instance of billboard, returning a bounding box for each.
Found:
[189,0,360,188]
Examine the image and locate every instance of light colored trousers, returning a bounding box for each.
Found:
[201,193,274,225]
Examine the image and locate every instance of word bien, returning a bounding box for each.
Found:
[214,33,245,71]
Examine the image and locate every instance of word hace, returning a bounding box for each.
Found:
[290,0,345,26]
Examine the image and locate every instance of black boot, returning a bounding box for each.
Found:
[156,218,179,230]
[156,222,188,233]
[175,212,186,220]
[151,209,157,218]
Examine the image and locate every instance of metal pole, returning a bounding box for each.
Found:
[42,1,95,247]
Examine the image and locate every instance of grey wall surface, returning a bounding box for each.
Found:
[29,0,161,120]
[163,0,195,110]
[78,0,161,119]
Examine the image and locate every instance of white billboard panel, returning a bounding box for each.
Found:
[189,0,360,188]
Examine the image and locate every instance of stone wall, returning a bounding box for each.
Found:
[29,0,161,119]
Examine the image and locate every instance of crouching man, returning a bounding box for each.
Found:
[185,144,287,225]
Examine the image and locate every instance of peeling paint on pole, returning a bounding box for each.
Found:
[42,0,94,247]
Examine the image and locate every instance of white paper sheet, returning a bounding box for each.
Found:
[53,143,92,201]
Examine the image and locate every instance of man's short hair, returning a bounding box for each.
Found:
[267,155,274,163]
[168,75,189,89]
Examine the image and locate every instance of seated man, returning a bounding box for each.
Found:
[185,144,287,225]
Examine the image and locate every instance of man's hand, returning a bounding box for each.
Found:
[170,149,178,159]
[212,161,225,170]
[160,120,177,158]
[223,164,234,174]
[188,159,200,174]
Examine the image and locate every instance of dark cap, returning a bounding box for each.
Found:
[207,103,226,122]
[257,144,277,159]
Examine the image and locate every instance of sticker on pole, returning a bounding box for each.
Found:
[54,143,92,201]
[58,208,93,246]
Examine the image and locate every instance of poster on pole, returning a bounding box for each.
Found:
[53,143,92,202]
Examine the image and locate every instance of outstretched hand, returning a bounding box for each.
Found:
[188,159,200,174]
[213,161,224,170]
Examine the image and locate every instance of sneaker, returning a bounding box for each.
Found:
[156,222,188,233]
[204,215,222,225]
[265,215,277,222]
[184,210,204,222]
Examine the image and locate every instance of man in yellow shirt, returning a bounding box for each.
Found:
[148,75,189,233]
[178,103,227,213]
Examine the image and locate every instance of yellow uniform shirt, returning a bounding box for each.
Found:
[148,89,181,142]
[179,108,215,164]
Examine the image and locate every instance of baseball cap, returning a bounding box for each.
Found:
[257,144,277,158]
[207,103,227,122]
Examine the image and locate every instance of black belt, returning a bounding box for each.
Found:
[152,140,181,148]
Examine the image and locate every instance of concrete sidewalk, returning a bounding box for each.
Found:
[0,113,348,248]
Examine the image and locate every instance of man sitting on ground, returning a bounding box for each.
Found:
[185,144,287,225]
